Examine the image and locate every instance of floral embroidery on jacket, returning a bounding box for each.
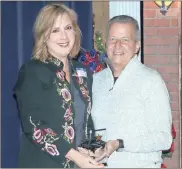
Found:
[63,159,71,168]
[72,68,92,139]
[44,56,92,167]
[50,56,92,142]
[53,63,75,143]
[55,71,75,143]
[30,116,60,156]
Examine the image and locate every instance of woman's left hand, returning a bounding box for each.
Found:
[78,147,105,159]
[66,148,104,168]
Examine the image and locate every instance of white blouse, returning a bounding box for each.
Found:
[91,56,172,168]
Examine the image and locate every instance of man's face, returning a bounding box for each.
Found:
[106,22,140,67]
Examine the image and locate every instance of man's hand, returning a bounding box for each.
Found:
[94,140,120,162]
[105,140,120,156]
[77,140,120,163]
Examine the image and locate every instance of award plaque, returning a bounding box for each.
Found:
[79,128,107,166]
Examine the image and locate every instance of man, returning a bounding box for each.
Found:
[90,15,172,168]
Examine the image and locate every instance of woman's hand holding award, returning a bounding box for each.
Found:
[78,128,108,166]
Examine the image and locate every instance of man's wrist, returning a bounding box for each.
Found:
[116,139,124,152]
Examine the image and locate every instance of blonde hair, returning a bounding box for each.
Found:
[32,3,81,61]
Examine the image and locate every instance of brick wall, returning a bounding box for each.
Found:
[143,2,181,168]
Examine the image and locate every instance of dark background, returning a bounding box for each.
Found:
[1,1,93,167]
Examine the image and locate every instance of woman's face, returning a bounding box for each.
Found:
[46,13,75,60]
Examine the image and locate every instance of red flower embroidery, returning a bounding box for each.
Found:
[64,107,73,121]
[73,68,92,139]
[65,126,74,140]
[42,143,60,156]
[80,86,88,96]
[76,76,83,85]
[33,128,44,143]
[61,88,71,102]
[30,116,60,156]
[56,70,65,81]
[44,128,56,136]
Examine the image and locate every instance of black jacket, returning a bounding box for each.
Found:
[14,57,94,168]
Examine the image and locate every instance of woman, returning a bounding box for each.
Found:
[14,3,103,168]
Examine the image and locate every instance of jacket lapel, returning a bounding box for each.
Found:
[70,60,92,139]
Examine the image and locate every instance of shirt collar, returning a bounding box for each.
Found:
[106,55,139,85]
[46,54,64,69]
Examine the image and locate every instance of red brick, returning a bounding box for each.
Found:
[158,28,179,37]
[173,126,180,136]
[144,56,171,65]
[171,56,179,64]
[175,140,180,152]
[166,159,180,168]
[160,73,171,83]
[171,19,178,27]
[144,19,170,27]
[172,111,180,121]
[171,74,179,82]
[144,37,178,46]
[170,92,179,102]
[144,10,156,18]
[144,2,158,9]
[143,6,181,159]
[171,2,180,8]
[173,139,180,150]
[157,46,179,55]
[157,8,179,17]
[157,65,179,74]
[167,83,179,92]
[153,19,170,27]
[172,149,180,159]
[144,27,157,36]
[145,64,157,70]
[163,158,180,168]
[144,46,157,55]
[170,101,179,111]
[144,19,154,27]
[174,130,180,137]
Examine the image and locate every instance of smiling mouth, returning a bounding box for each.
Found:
[113,52,124,55]
[57,42,69,47]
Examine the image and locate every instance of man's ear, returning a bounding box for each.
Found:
[135,41,141,54]
[104,41,107,49]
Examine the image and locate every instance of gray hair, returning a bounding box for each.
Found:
[106,15,141,41]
